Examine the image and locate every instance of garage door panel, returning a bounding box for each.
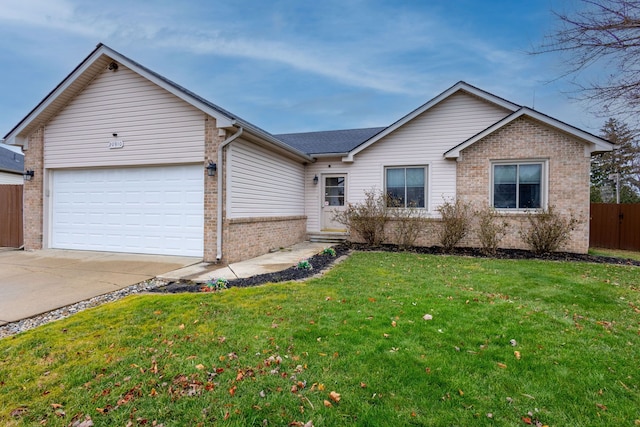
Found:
[51,165,203,257]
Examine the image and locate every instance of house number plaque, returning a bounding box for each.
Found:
[108,140,125,149]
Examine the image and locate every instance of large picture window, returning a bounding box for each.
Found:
[493,162,543,209]
[385,166,426,208]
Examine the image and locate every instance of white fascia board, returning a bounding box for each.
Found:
[443,107,614,159]
[343,81,520,162]
[3,48,107,143]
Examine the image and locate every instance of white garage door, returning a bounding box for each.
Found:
[51,165,204,257]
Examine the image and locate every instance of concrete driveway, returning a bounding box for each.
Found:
[0,249,199,325]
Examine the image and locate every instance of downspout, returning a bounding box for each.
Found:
[216,127,243,261]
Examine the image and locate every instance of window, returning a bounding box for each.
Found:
[492,162,544,209]
[385,166,426,208]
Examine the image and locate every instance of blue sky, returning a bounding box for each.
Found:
[0,0,604,140]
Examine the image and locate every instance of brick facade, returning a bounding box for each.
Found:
[23,127,44,250]
[223,216,307,264]
[455,116,590,253]
[356,117,591,253]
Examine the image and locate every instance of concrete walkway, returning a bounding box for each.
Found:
[159,242,330,282]
[0,249,199,325]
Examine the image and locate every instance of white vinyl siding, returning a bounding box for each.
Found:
[228,139,305,218]
[0,172,23,185]
[50,165,203,256]
[44,65,204,168]
[305,92,510,231]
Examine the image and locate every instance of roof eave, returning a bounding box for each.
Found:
[443,107,615,159]
[345,81,520,161]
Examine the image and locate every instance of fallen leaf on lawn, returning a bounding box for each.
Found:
[323,400,332,408]
[71,416,94,427]
[360,382,367,388]
[391,320,397,327]
[317,383,325,391]
[329,391,341,403]
[304,421,314,427]
[224,411,230,420]
[596,403,607,411]
[291,384,299,393]
[153,310,162,315]
[522,416,532,424]
[236,370,244,381]
[54,408,66,417]
[423,314,433,321]
[497,362,507,369]
[179,324,185,330]
[458,389,464,396]
[425,367,431,374]
[149,388,158,397]
[514,351,521,360]
[218,336,226,343]
[51,403,63,409]
[229,385,237,396]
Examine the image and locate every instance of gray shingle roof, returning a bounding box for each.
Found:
[0,145,23,174]
[275,127,386,155]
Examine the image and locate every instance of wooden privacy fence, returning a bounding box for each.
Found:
[0,185,23,248]
[590,203,640,251]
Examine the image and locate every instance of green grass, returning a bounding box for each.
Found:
[590,247,640,262]
[1,252,639,426]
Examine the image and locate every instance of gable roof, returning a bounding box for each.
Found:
[0,144,24,174]
[3,43,313,162]
[443,107,614,158]
[340,81,520,162]
[275,127,386,155]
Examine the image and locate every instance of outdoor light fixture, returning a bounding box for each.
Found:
[313,175,319,185]
[23,170,34,181]
[207,161,217,177]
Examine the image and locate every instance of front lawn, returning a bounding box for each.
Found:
[1,252,638,426]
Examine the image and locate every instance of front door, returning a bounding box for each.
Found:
[321,174,347,231]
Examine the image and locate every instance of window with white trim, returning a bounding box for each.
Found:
[492,162,544,209]
[385,166,427,208]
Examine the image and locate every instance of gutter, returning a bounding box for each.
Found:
[216,126,244,261]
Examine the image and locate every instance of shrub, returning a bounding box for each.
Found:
[296,259,313,270]
[519,205,579,254]
[320,247,337,256]
[333,189,389,246]
[202,277,229,292]
[388,198,427,250]
[437,199,471,252]
[475,205,509,256]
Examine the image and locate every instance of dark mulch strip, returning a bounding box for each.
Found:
[150,243,639,294]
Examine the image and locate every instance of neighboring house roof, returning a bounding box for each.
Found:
[443,107,614,159]
[3,43,313,163]
[275,127,386,155]
[0,144,24,174]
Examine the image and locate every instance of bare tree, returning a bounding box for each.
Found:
[536,0,640,127]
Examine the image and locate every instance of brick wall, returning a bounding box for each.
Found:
[23,127,44,250]
[456,116,590,253]
[223,216,307,264]
[203,115,226,262]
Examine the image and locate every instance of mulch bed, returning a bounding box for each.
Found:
[150,243,639,294]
